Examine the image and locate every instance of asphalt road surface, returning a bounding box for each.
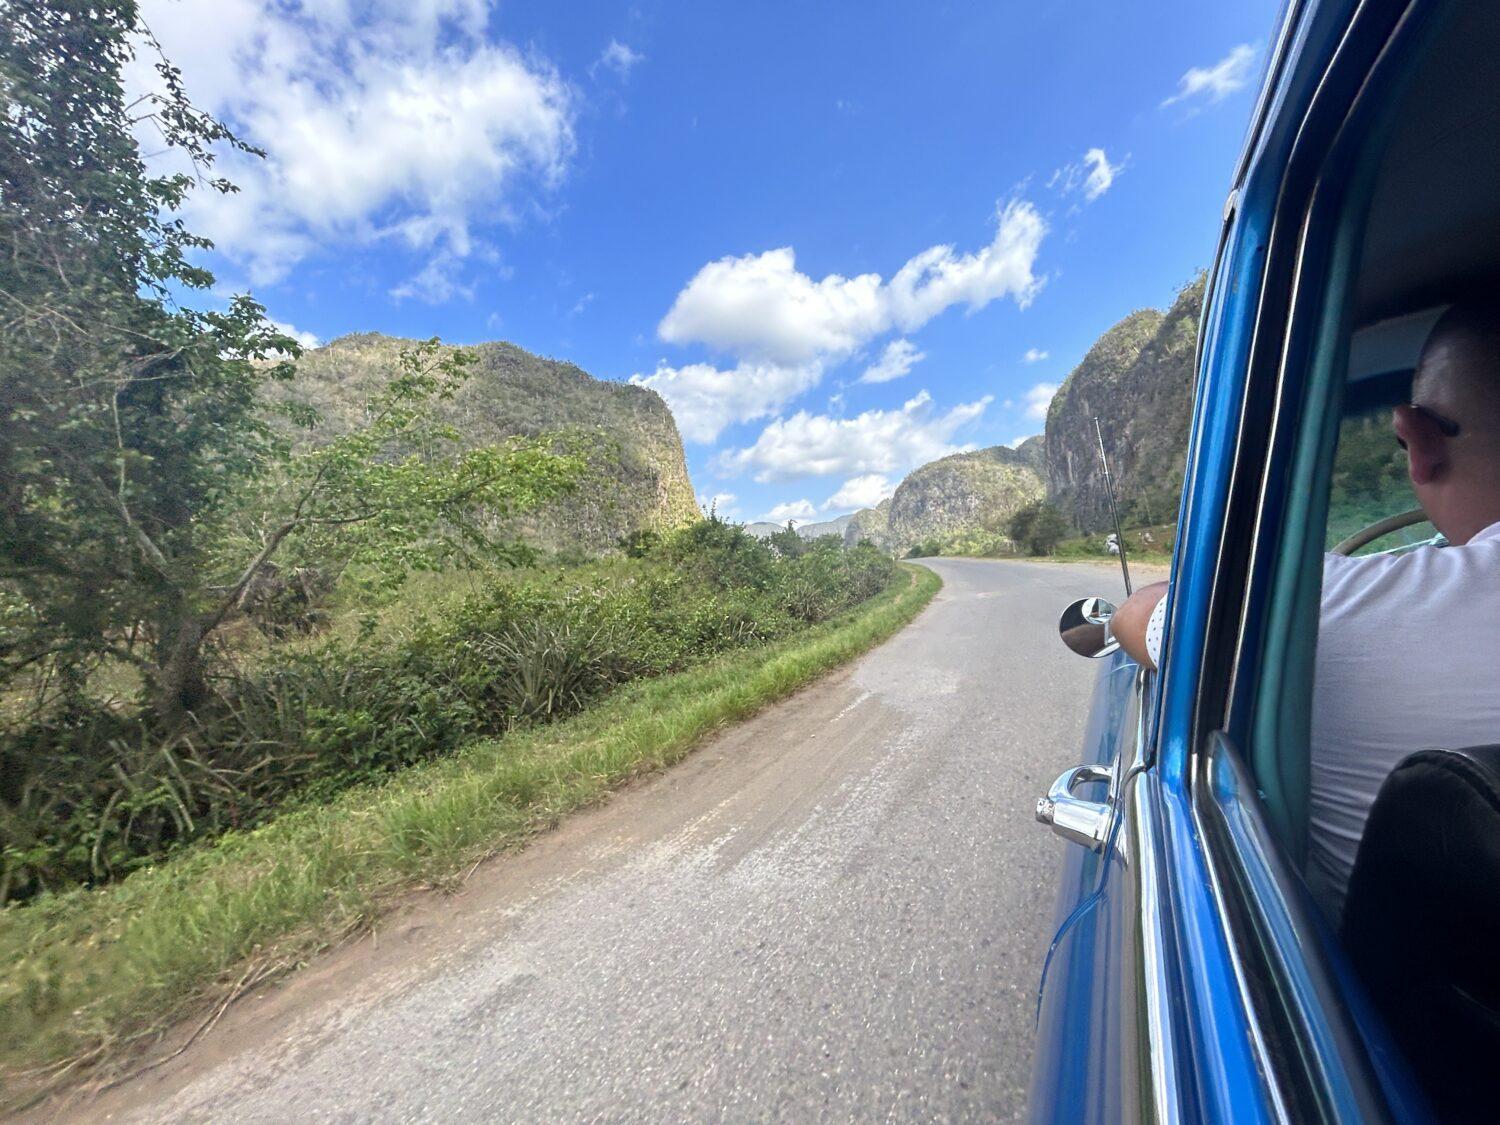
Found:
[85,559,1128,1124]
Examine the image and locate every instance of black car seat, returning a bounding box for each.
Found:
[1341,746,1500,1122]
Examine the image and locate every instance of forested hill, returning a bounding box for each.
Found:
[840,441,1046,555]
[290,334,701,549]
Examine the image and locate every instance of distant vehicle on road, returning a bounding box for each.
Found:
[1030,2,1496,1120]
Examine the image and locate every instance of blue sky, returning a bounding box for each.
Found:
[137,0,1280,525]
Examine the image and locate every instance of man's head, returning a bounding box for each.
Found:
[1394,298,1500,544]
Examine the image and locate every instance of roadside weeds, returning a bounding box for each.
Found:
[0,564,941,1108]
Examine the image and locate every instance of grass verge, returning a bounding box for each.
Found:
[0,563,940,1101]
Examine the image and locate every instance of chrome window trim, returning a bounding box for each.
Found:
[1124,670,1185,1124]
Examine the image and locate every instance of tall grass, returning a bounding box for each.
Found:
[0,564,939,1098]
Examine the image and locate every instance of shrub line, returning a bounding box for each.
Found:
[0,563,940,1098]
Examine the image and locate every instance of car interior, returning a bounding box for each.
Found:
[1262,2,1500,1114]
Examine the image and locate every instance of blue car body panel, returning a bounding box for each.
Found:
[1027,1,1440,1120]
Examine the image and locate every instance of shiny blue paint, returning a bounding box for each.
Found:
[1026,1,1427,1121]
[1028,654,1137,1123]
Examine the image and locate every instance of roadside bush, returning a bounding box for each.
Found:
[1007,500,1070,556]
[0,519,894,902]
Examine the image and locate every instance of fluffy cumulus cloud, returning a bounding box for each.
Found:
[1023,381,1059,421]
[764,499,817,523]
[630,361,822,444]
[859,338,925,384]
[642,200,1045,441]
[658,202,1045,363]
[130,0,575,290]
[1162,44,1258,108]
[1006,433,1041,449]
[718,390,991,483]
[1023,347,1049,364]
[826,473,894,511]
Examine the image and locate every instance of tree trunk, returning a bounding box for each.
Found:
[152,612,209,726]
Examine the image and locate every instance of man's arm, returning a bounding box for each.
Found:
[1111,581,1168,668]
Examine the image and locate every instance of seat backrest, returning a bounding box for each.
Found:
[1342,745,1500,1121]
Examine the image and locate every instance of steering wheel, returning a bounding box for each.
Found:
[1331,507,1431,556]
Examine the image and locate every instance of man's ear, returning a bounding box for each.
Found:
[1393,404,1450,486]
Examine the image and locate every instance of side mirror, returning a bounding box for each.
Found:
[1058,597,1119,659]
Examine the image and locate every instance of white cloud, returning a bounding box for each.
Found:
[130,0,575,288]
[630,361,822,444]
[765,499,817,523]
[659,200,1046,366]
[659,247,886,366]
[859,338,925,384]
[1081,148,1122,201]
[1006,433,1040,449]
[1162,44,1257,108]
[719,390,992,482]
[1023,347,1049,363]
[390,250,476,305]
[1050,148,1123,202]
[1022,381,1059,421]
[594,40,644,80]
[826,473,895,511]
[269,319,320,349]
[699,491,739,517]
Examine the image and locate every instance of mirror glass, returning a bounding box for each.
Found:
[1058,597,1119,659]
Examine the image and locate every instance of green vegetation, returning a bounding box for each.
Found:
[1006,500,1070,556]
[0,562,937,1091]
[904,529,1013,559]
[3,524,896,903]
[1050,524,1176,568]
[1326,412,1433,551]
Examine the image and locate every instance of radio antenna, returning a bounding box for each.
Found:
[1094,417,1133,597]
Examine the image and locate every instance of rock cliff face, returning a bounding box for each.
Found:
[289,334,700,550]
[1043,275,1204,532]
[842,498,893,550]
[838,445,1044,555]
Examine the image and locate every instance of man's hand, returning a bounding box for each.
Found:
[1111,581,1168,668]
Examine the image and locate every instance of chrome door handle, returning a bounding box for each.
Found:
[1035,764,1114,850]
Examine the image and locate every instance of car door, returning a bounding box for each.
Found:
[1028,2,1443,1120]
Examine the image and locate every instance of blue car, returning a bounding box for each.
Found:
[1029,1,1499,1120]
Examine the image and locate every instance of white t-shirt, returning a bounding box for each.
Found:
[1146,521,1500,921]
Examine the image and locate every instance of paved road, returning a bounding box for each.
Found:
[90,559,1122,1123]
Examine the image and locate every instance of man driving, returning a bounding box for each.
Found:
[1111,297,1500,920]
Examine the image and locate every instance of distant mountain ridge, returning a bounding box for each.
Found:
[288,333,700,549]
[743,513,854,541]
